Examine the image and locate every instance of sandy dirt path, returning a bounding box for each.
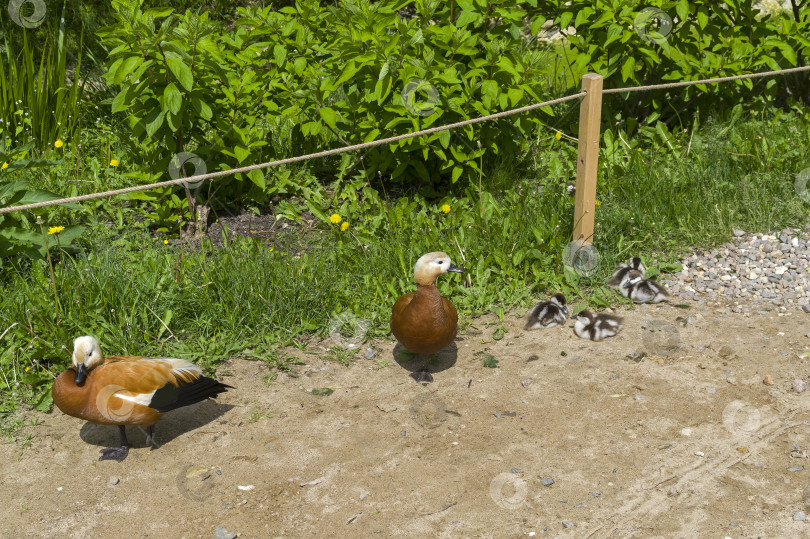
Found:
[2,299,810,538]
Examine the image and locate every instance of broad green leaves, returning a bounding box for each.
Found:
[164,83,182,115]
[100,0,558,203]
[165,57,193,91]
[91,0,804,230]
[0,174,85,264]
[257,0,553,186]
[553,0,808,126]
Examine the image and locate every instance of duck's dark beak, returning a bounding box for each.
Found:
[448,264,465,274]
[74,364,88,386]
[622,280,632,288]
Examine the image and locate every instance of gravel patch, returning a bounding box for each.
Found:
[659,227,810,313]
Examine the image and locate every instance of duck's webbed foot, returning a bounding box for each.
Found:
[99,446,130,462]
[99,425,130,462]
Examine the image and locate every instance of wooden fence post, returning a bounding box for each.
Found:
[572,73,603,246]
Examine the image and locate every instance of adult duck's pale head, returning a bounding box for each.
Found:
[413,251,465,286]
[72,336,103,386]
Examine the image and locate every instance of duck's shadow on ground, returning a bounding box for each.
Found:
[393,341,459,382]
[79,400,234,450]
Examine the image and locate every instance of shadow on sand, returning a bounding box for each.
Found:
[392,341,459,383]
[79,400,234,451]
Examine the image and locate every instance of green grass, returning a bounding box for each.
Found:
[0,3,84,151]
[597,108,810,261]
[1,108,809,421]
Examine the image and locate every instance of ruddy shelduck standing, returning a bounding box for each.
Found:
[52,336,231,461]
[390,252,465,355]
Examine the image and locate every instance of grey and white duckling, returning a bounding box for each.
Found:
[622,269,670,304]
[617,269,642,299]
[607,257,645,289]
[573,310,623,341]
[525,293,570,330]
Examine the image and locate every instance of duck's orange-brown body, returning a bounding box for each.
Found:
[391,285,459,355]
[390,252,464,355]
[53,336,232,461]
[52,356,199,427]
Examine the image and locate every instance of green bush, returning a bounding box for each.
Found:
[96,0,558,233]
[69,0,810,238]
[543,0,809,128]
[97,1,327,235]
[239,0,554,187]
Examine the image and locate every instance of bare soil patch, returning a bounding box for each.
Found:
[3,299,810,537]
[169,208,315,250]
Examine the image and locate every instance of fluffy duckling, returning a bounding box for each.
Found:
[617,269,642,298]
[525,293,570,330]
[390,252,465,355]
[607,256,645,289]
[573,310,623,341]
[622,270,670,304]
[52,336,232,462]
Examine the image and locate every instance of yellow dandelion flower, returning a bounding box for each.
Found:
[330,214,342,224]
[637,148,642,152]
[1,162,8,170]
[25,367,30,372]
[554,132,562,141]
[54,140,63,148]
[269,247,274,252]
[110,159,119,167]
[48,226,65,235]
[594,200,601,206]
[340,222,349,231]
[163,239,168,245]
[440,204,451,214]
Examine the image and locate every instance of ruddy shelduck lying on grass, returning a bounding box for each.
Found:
[52,336,231,462]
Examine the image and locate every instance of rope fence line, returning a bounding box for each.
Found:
[603,64,810,94]
[0,92,586,215]
[1,64,809,216]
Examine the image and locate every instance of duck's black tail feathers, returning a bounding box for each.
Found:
[150,376,233,413]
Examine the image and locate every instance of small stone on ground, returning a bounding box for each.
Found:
[214,527,237,539]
